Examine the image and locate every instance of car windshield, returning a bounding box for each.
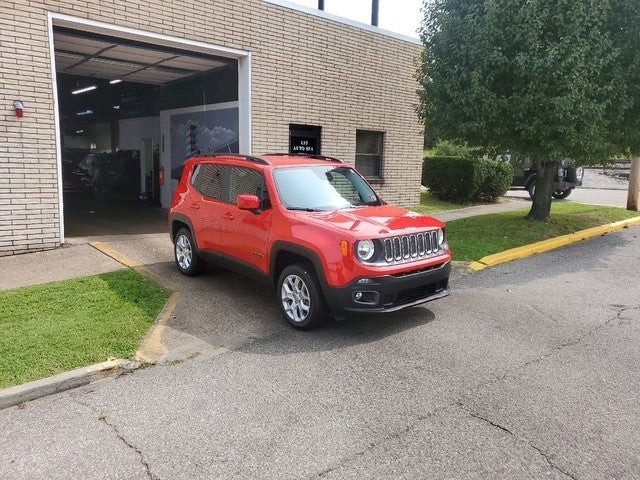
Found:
[273,165,381,211]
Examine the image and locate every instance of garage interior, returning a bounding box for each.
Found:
[54,26,238,237]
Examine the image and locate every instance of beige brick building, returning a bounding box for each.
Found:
[0,0,424,256]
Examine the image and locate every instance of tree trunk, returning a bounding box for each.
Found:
[526,161,556,222]
[627,157,640,211]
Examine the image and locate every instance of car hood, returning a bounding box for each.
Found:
[298,205,445,237]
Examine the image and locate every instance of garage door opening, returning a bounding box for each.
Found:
[50,16,250,238]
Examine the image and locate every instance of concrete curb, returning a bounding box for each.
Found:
[134,291,182,365]
[469,216,640,271]
[0,359,140,410]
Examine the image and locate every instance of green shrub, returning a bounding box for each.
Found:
[422,156,513,202]
[425,140,484,159]
[476,160,513,201]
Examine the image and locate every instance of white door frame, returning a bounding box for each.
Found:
[47,13,252,241]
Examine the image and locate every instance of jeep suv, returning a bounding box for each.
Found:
[169,153,451,329]
[500,154,583,199]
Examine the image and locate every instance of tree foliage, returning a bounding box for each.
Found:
[608,0,640,155]
[418,0,629,220]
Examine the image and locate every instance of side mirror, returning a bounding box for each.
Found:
[237,193,261,211]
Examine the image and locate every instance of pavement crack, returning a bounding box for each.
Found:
[518,304,632,372]
[309,405,448,479]
[464,408,578,480]
[100,415,159,480]
[70,397,158,480]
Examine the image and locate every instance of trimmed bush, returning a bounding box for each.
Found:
[422,156,513,202]
[476,160,513,201]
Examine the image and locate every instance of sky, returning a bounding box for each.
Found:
[288,0,423,39]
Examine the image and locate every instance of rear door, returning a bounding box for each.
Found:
[189,162,230,253]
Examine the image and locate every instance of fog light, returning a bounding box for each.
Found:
[357,278,374,284]
[352,290,380,305]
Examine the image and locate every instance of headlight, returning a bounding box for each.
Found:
[355,239,375,261]
[437,228,447,249]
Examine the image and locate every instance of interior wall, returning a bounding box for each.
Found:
[87,122,112,151]
[119,116,160,150]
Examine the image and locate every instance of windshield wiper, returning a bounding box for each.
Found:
[287,206,322,212]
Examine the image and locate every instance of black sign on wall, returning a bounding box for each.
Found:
[289,124,321,155]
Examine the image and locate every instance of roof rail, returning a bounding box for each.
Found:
[186,152,271,165]
[265,153,344,164]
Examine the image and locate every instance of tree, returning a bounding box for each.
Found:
[418,0,626,221]
[608,0,640,210]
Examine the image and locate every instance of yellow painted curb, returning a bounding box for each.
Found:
[90,241,140,268]
[89,241,180,364]
[90,241,164,285]
[135,291,181,364]
[471,216,640,271]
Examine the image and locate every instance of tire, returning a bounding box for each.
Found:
[552,189,572,199]
[174,228,205,276]
[526,182,536,200]
[277,263,327,330]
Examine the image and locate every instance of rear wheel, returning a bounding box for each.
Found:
[277,264,327,330]
[526,182,536,199]
[552,189,572,199]
[174,228,205,276]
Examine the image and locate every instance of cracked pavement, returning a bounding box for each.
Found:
[0,227,639,479]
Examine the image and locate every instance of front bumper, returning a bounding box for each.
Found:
[323,261,451,316]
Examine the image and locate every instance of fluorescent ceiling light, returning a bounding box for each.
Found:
[71,85,97,95]
[109,79,122,85]
[76,109,94,116]
[113,105,120,110]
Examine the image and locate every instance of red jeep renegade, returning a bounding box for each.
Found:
[169,153,451,329]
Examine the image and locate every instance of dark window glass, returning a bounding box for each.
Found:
[191,164,228,201]
[229,166,267,207]
[355,130,384,178]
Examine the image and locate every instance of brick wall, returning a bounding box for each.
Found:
[0,0,424,255]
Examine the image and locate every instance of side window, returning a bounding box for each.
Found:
[328,169,361,204]
[229,166,269,208]
[191,164,228,201]
[355,130,384,179]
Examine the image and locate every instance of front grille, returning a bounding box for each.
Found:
[381,279,448,308]
[395,280,448,306]
[383,230,442,264]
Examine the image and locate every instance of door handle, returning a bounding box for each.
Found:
[189,203,200,209]
[224,212,234,220]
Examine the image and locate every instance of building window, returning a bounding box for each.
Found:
[355,130,383,179]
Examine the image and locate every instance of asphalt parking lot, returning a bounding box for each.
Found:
[1,223,639,479]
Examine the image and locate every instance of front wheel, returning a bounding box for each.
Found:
[277,264,327,330]
[552,189,572,199]
[174,228,205,276]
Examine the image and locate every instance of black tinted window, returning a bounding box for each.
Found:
[191,164,228,201]
[229,166,265,206]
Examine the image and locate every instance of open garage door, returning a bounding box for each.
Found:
[50,16,250,238]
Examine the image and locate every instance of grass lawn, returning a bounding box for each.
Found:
[411,190,474,214]
[0,269,171,389]
[446,202,640,261]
